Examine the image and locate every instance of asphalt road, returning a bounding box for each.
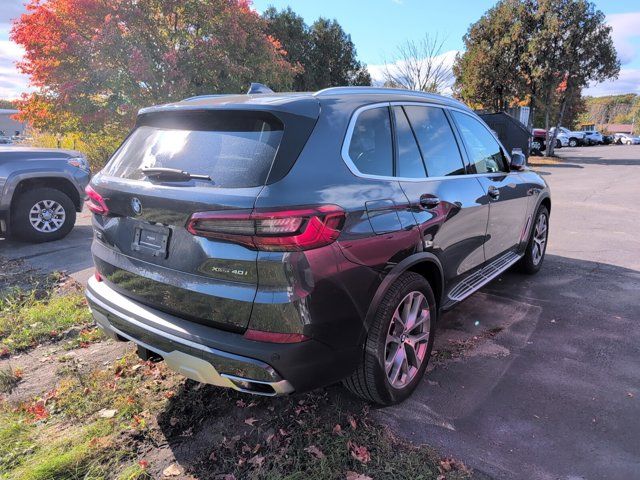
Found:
[0,206,94,284]
[1,144,639,479]
[377,145,640,479]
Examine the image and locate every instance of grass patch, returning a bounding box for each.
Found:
[0,275,92,355]
[1,350,471,480]
[1,353,177,479]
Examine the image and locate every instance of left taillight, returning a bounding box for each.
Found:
[85,185,109,215]
[186,205,345,252]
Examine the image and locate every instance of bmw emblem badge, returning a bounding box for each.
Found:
[131,197,142,216]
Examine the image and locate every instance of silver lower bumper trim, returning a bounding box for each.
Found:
[87,277,294,397]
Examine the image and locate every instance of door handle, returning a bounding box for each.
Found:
[488,186,500,200]
[419,195,440,209]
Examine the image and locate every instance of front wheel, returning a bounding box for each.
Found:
[343,272,437,405]
[568,138,578,147]
[11,188,76,242]
[519,205,549,274]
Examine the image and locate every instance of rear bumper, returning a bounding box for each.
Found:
[86,277,359,395]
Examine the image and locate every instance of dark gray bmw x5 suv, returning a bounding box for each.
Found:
[85,87,550,405]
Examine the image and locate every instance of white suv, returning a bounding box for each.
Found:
[549,127,585,147]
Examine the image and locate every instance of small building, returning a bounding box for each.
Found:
[600,123,634,135]
[0,109,26,137]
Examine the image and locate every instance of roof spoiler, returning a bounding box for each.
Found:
[247,83,274,95]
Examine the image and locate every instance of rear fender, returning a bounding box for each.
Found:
[359,252,444,345]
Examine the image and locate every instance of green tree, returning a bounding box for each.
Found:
[308,18,371,89]
[533,0,619,154]
[454,0,619,155]
[262,7,309,90]
[453,0,532,111]
[263,8,371,90]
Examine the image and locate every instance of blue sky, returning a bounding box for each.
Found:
[1,0,639,99]
[252,0,640,96]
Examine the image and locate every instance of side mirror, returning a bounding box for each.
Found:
[510,152,526,171]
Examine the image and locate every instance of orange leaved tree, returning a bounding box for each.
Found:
[11,0,297,135]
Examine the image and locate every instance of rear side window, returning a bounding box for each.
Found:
[404,106,465,177]
[392,107,426,178]
[348,107,393,177]
[104,112,283,188]
[451,111,508,174]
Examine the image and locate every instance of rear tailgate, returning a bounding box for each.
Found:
[89,106,318,332]
[91,181,261,331]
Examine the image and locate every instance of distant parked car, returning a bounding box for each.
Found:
[530,128,565,154]
[0,137,14,145]
[614,133,640,145]
[555,132,570,147]
[583,130,603,145]
[549,126,585,147]
[0,147,91,242]
[602,134,614,145]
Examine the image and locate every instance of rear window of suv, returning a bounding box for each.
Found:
[103,111,284,188]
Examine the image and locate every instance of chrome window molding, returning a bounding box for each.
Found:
[340,102,517,183]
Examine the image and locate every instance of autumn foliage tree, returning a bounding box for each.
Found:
[11,0,297,135]
[454,0,619,155]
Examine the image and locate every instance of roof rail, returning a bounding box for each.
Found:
[182,94,235,102]
[313,86,470,109]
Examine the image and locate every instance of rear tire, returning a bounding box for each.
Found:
[343,272,437,405]
[11,188,76,243]
[519,205,549,274]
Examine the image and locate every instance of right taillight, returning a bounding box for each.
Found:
[85,185,109,215]
[186,205,345,252]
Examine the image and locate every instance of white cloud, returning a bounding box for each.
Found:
[607,12,640,65]
[0,29,32,100]
[580,12,640,97]
[583,68,640,96]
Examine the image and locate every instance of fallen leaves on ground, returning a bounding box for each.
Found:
[248,455,265,467]
[348,415,357,430]
[162,463,183,476]
[348,441,371,463]
[97,408,117,418]
[304,445,326,460]
[345,472,373,480]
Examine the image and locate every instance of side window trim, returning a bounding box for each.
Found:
[341,102,393,180]
[341,102,512,182]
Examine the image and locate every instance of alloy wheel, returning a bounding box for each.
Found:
[531,212,548,265]
[29,200,66,233]
[384,291,431,389]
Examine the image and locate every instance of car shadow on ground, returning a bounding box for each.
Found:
[555,151,640,166]
[150,254,639,480]
[0,224,94,280]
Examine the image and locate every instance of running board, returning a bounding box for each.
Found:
[447,251,522,302]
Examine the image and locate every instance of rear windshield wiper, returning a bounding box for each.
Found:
[141,167,211,182]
